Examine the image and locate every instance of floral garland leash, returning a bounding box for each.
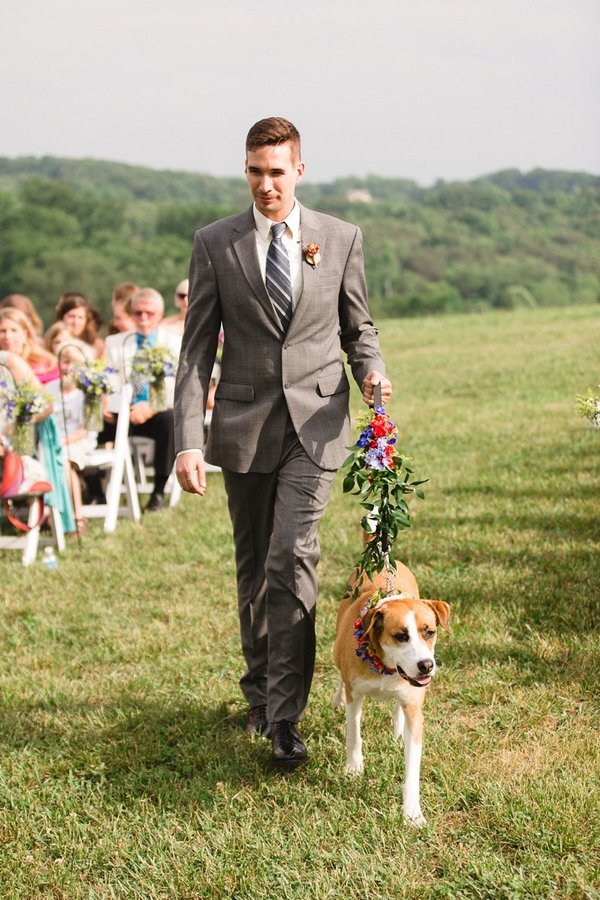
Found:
[342,393,427,597]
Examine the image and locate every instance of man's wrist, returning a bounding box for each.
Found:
[176,449,204,459]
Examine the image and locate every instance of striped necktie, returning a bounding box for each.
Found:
[265,221,293,332]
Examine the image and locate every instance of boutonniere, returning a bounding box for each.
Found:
[303,242,321,268]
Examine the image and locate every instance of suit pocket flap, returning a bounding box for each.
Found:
[317,371,349,398]
[216,381,255,402]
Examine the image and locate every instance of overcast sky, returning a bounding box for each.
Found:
[2,0,599,186]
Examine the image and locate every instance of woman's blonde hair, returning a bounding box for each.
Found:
[0,307,55,368]
[0,294,44,336]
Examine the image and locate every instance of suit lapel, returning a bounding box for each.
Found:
[287,205,325,335]
[232,207,282,330]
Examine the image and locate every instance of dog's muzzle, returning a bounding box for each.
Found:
[397,659,434,688]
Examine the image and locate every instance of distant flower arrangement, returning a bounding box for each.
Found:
[0,378,50,454]
[72,361,114,430]
[131,345,176,410]
[342,405,427,586]
[575,386,600,428]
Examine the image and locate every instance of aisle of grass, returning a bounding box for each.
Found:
[1,305,599,899]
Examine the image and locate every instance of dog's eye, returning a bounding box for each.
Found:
[394,631,409,643]
[424,628,436,639]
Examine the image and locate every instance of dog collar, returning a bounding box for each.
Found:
[354,614,397,675]
[353,590,420,678]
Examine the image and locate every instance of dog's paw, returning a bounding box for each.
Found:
[403,808,426,828]
[344,757,364,776]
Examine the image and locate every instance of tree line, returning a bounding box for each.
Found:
[0,156,598,327]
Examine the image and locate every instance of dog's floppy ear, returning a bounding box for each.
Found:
[361,608,384,641]
[424,600,451,633]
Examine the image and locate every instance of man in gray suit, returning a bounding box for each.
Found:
[174,117,391,766]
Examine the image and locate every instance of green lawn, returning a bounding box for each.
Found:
[1,305,598,899]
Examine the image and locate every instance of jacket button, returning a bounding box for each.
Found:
[283,342,288,349]
[284,382,290,389]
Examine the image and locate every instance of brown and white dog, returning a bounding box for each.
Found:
[333,563,450,826]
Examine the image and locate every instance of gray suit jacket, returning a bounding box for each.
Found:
[174,203,384,472]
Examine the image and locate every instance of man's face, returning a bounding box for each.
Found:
[132,300,162,336]
[245,141,304,221]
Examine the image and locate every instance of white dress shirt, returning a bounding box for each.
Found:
[252,202,303,307]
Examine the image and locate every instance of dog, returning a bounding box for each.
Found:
[333,563,450,826]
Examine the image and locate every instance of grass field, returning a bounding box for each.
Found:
[1,305,599,899]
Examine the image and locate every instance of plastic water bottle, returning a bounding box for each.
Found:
[42,547,59,570]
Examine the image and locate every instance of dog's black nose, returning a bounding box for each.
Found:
[418,659,434,675]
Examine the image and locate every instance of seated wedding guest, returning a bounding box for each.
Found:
[44,322,93,361]
[0,349,46,386]
[46,344,96,533]
[162,279,189,336]
[0,344,74,534]
[0,308,59,383]
[0,350,52,437]
[108,282,139,335]
[0,294,44,345]
[102,287,181,512]
[54,292,104,358]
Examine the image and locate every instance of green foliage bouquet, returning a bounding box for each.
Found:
[575,386,600,428]
[131,346,176,411]
[72,361,114,431]
[0,378,50,455]
[342,404,427,582]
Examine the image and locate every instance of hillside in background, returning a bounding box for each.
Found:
[0,156,598,327]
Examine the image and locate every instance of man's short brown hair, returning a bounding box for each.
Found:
[246,117,301,161]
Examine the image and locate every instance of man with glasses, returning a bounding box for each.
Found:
[103,288,181,512]
[163,278,189,336]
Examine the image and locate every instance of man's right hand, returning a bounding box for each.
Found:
[175,451,207,496]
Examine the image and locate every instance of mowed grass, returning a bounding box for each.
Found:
[1,305,599,899]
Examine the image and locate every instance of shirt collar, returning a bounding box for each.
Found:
[136,328,159,348]
[252,201,301,242]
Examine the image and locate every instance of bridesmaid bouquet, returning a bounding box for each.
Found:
[575,386,600,428]
[342,404,427,581]
[0,378,50,455]
[131,346,176,411]
[73,361,114,431]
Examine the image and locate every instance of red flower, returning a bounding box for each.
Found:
[370,417,389,438]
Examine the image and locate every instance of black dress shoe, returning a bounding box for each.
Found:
[270,721,308,765]
[145,492,165,513]
[246,704,270,738]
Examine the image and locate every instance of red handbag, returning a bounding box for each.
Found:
[0,449,52,532]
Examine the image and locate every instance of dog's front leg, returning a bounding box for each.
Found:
[344,695,364,775]
[393,699,405,741]
[403,704,425,826]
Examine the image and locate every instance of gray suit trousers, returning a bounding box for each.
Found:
[222,417,336,724]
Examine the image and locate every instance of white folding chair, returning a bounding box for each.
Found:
[81,385,141,532]
[0,494,65,566]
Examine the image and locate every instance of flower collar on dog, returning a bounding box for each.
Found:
[354,590,413,676]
